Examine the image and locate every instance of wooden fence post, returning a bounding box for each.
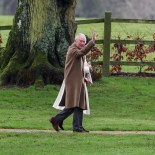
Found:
[103,12,111,76]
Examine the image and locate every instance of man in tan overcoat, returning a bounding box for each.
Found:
[50,32,97,132]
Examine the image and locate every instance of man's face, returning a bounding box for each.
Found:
[75,36,86,49]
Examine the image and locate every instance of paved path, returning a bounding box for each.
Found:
[1,129,155,135]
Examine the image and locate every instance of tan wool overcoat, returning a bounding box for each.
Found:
[59,40,95,110]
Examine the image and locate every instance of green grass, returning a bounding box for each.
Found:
[1,77,155,154]
[1,77,155,131]
[1,132,155,155]
[0,16,14,26]
[77,22,155,40]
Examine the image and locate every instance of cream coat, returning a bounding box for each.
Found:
[53,40,94,113]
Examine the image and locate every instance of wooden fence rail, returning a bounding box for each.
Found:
[0,25,12,30]
[1,12,155,76]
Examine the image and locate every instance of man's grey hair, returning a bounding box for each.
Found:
[75,33,86,43]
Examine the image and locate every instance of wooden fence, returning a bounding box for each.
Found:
[77,12,155,76]
[1,12,155,76]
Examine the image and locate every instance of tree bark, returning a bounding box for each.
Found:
[0,0,77,86]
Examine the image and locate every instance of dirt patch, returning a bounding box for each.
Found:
[0,85,27,89]
[111,72,155,78]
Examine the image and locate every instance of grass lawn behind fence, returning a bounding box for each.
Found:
[0,16,14,47]
[1,16,155,45]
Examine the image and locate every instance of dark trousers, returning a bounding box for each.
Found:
[54,107,83,130]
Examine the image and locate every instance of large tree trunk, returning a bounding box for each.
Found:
[0,0,77,86]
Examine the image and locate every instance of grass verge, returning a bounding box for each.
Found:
[1,132,155,155]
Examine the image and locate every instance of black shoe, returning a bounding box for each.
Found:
[82,127,89,132]
[59,121,64,130]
